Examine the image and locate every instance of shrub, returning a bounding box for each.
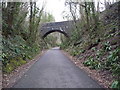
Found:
[102,41,111,51]
[111,80,120,89]
[2,35,40,73]
[3,63,15,73]
[105,47,120,89]
[83,57,101,69]
[105,47,120,70]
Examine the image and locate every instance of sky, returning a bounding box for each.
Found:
[37,0,66,22]
[36,0,116,22]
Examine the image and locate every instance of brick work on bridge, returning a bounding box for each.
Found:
[40,20,75,38]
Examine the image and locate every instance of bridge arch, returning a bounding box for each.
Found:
[40,20,74,39]
[42,29,69,38]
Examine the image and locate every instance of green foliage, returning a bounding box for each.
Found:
[103,41,111,51]
[3,63,15,73]
[3,57,26,73]
[105,48,120,70]
[67,45,85,57]
[60,39,70,49]
[2,36,26,62]
[70,49,79,56]
[2,35,41,73]
[96,49,105,59]
[83,57,101,69]
[44,33,59,48]
[104,47,120,89]
[61,1,119,89]
[111,80,120,89]
[105,47,120,82]
[2,2,50,73]
[10,59,21,67]
[91,47,96,51]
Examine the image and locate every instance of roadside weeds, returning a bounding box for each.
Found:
[61,50,113,88]
[2,50,47,88]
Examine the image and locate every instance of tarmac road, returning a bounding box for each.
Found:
[13,47,102,88]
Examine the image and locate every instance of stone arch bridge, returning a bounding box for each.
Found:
[40,20,75,38]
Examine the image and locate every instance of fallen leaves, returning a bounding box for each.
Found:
[62,50,114,88]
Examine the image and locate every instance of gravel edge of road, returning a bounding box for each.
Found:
[2,50,47,88]
[61,50,111,88]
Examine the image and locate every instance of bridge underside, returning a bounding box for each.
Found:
[42,30,69,38]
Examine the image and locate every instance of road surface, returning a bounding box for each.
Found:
[13,47,102,88]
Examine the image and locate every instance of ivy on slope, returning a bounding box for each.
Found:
[60,2,120,88]
[2,35,43,73]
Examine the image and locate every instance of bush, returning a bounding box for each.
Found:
[3,57,27,73]
[102,41,111,51]
[105,47,120,70]
[2,35,40,73]
[3,63,15,73]
[111,80,120,89]
[104,47,120,89]
[83,57,101,69]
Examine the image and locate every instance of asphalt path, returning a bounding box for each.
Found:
[13,47,103,88]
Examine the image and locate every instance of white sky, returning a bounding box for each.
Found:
[37,0,66,22]
[36,0,117,22]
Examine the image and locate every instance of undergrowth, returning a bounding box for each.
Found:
[60,9,120,89]
[2,35,44,73]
